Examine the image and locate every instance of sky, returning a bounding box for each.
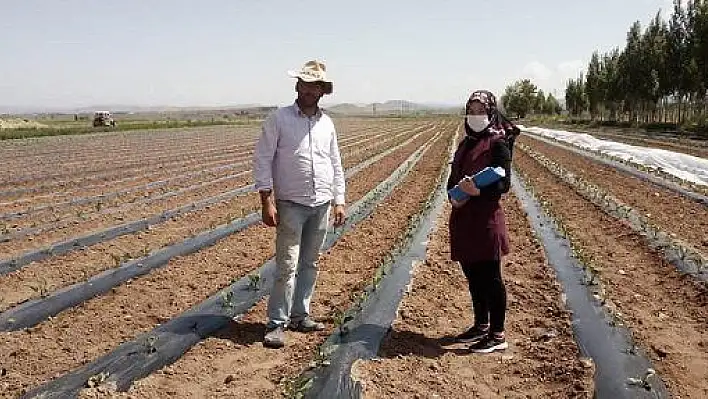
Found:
[0,0,675,112]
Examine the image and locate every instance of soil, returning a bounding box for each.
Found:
[0,119,450,398]
[354,198,594,399]
[94,122,456,398]
[518,136,708,255]
[2,119,703,398]
[513,148,708,398]
[0,125,436,312]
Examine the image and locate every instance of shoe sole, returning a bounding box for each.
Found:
[470,341,508,354]
[263,340,285,349]
[455,336,486,344]
[288,322,325,332]
[290,326,324,333]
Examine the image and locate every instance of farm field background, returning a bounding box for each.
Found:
[0,116,706,398]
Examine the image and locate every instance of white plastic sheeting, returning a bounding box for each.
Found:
[520,126,708,187]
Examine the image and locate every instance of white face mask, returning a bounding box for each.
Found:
[466,115,489,132]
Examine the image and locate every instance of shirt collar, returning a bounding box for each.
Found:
[292,101,323,118]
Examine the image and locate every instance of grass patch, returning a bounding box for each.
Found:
[0,119,260,140]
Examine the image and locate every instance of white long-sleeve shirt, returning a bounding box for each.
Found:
[253,103,346,206]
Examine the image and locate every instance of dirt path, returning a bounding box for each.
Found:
[513,149,708,398]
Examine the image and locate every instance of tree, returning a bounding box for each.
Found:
[691,0,708,116]
[551,0,708,131]
[565,75,587,117]
[602,49,622,121]
[543,93,562,115]
[501,79,538,118]
[585,51,603,120]
[534,89,546,114]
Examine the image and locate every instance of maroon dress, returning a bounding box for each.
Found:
[448,132,510,262]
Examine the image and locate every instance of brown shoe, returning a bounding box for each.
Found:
[289,318,325,332]
[263,325,285,348]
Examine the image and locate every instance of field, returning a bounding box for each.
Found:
[0,117,706,398]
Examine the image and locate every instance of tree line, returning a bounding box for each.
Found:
[566,0,708,129]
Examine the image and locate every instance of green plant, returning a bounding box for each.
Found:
[140,245,151,258]
[110,253,122,267]
[86,371,110,388]
[28,278,50,298]
[247,273,261,291]
[146,336,158,354]
[220,290,235,309]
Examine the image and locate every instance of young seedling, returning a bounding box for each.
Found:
[247,273,261,291]
[28,278,50,298]
[332,308,346,327]
[86,371,110,388]
[220,290,235,309]
[626,368,656,391]
[331,308,354,336]
[110,253,122,267]
[146,336,158,354]
[225,212,235,224]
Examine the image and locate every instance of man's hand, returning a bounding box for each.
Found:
[262,202,278,227]
[260,190,278,227]
[333,204,346,227]
[459,178,481,196]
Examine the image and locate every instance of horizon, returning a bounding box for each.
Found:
[0,99,461,115]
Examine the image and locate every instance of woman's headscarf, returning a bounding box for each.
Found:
[463,90,521,154]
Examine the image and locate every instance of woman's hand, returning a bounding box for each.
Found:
[459,178,480,196]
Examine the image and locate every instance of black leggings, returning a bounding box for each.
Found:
[461,260,507,333]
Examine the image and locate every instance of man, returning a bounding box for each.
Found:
[253,60,346,349]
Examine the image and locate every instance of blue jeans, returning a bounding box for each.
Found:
[267,200,330,328]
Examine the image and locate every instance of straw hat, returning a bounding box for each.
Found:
[287,60,333,94]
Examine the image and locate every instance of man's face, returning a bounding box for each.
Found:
[296,80,325,107]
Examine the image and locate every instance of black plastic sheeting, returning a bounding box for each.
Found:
[304,184,447,399]
[0,184,254,275]
[20,260,276,398]
[524,132,708,206]
[21,135,435,398]
[0,160,250,222]
[511,172,668,399]
[0,213,261,331]
[0,129,435,332]
[0,141,249,197]
[0,126,432,275]
[518,142,707,283]
[1,170,251,241]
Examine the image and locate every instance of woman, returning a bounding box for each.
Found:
[447,89,517,353]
